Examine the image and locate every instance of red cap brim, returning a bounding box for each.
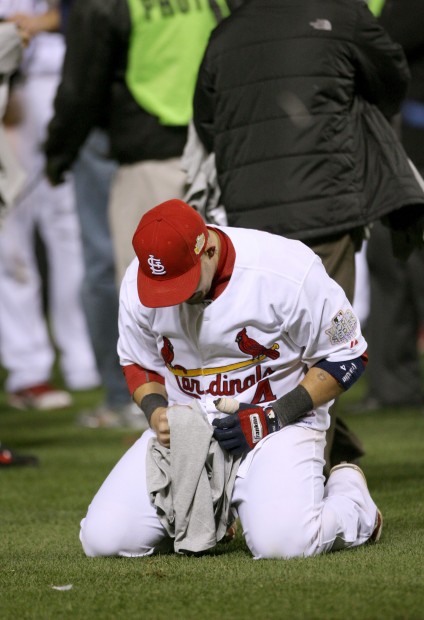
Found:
[137,259,202,308]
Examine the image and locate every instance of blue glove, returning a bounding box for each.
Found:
[212,403,279,456]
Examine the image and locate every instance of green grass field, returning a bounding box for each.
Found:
[1,375,423,620]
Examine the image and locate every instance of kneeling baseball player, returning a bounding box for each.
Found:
[80,200,382,559]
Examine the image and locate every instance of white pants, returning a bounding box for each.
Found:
[0,72,99,392]
[80,425,378,559]
[108,158,187,287]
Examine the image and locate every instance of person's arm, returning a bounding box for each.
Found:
[7,9,61,38]
[379,0,424,55]
[133,382,170,447]
[44,0,120,183]
[265,364,350,430]
[192,49,216,153]
[212,366,342,456]
[118,262,171,446]
[265,253,368,427]
[121,355,172,446]
[300,366,344,407]
[353,1,410,117]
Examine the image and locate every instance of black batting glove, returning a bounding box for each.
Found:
[212,404,280,456]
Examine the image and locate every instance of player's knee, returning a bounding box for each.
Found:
[79,515,120,557]
[248,519,317,559]
[79,504,138,557]
[252,534,310,560]
[79,503,164,558]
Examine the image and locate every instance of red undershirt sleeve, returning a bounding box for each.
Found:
[122,363,165,395]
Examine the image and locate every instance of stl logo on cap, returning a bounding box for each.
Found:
[147,255,166,276]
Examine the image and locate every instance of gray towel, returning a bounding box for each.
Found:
[146,400,241,554]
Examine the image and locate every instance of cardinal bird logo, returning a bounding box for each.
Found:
[161,336,175,366]
[161,336,188,374]
[235,328,280,360]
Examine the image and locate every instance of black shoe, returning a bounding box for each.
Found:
[0,445,39,467]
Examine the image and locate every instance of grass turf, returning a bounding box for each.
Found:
[1,377,424,620]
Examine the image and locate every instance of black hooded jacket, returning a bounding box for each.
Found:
[193,0,424,241]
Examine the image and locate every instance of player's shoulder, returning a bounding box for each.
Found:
[123,255,139,284]
[119,257,141,307]
[219,224,310,250]
[220,226,318,281]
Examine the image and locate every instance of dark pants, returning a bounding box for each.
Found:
[72,130,131,408]
[366,221,424,406]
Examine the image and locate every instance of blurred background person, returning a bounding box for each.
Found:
[191,0,424,473]
[44,0,229,427]
[70,129,131,428]
[0,18,38,465]
[0,0,99,411]
[360,0,424,411]
[44,0,230,286]
[42,0,144,430]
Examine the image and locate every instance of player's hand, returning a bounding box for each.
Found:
[212,405,278,456]
[150,407,170,448]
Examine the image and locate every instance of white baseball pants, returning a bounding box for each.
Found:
[80,424,378,559]
[0,43,99,392]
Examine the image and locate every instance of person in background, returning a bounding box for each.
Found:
[71,129,137,429]
[44,0,229,427]
[0,0,100,411]
[44,0,229,286]
[42,0,146,429]
[191,0,424,474]
[360,0,424,411]
[0,19,38,466]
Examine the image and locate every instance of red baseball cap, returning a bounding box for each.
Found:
[132,199,208,308]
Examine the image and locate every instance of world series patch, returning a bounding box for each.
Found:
[325,309,358,345]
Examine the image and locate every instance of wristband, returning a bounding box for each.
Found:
[140,393,168,424]
[269,385,313,427]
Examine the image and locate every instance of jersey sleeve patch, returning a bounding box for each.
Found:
[325,309,358,345]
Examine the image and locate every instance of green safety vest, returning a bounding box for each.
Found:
[367,0,386,17]
[126,0,229,126]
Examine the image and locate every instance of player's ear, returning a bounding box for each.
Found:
[205,233,217,259]
[206,246,217,259]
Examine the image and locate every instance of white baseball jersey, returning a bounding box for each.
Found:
[118,226,367,432]
[82,227,377,561]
